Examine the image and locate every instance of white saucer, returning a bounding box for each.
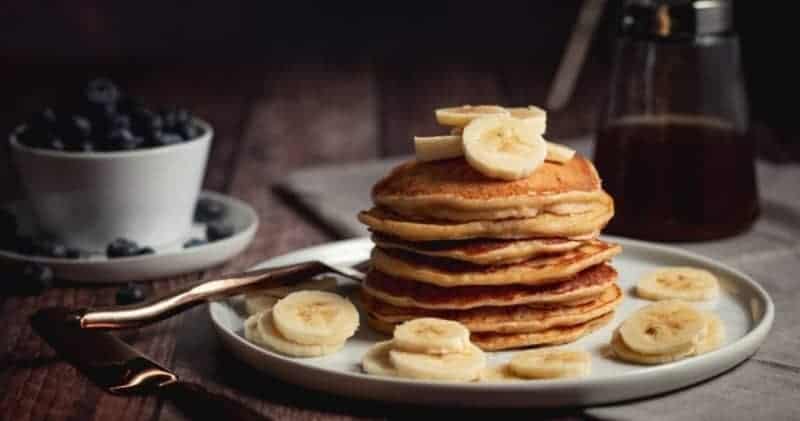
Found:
[0,191,258,283]
[209,236,774,408]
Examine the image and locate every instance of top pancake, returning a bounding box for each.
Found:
[372,155,607,221]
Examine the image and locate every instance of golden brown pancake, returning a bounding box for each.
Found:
[362,263,617,310]
[471,312,615,351]
[371,240,621,287]
[363,284,622,334]
[371,233,583,265]
[358,193,613,241]
[366,312,616,351]
[372,156,605,222]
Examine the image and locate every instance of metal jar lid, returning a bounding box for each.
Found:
[620,0,733,39]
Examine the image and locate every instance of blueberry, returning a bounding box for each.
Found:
[206,222,234,241]
[21,263,54,295]
[116,283,147,305]
[183,238,207,248]
[74,141,94,152]
[137,247,155,255]
[67,114,92,139]
[161,107,190,129]
[46,135,66,151]
[85,78,120,106]
[148,130,183,147]
[177,122,201,140]
[107,128,144,150]
[194,198,226,222]
[110,114,131,130]
[132,108,163,133]
[107,238,142,258]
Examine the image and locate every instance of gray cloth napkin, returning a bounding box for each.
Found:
[278,138,800,420]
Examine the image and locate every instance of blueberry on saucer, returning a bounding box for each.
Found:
[183,238,208,248]
[207,222,234,241]
[107,238,152,258]
[195,198,226,222]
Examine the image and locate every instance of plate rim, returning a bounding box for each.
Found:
[209,235,775,405]
[0,190,259,282]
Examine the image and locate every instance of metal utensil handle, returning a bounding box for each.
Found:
[80,261,327,329]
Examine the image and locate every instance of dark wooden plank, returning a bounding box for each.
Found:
[162,62,380,420]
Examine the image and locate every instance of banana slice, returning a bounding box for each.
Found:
[478,364,525,383]
[272,290,359,346]
[636,267,720,302]
[362,340,398,377]
[695,312,726,355]
[255,310,344,357]
[435,105,509,127]
[544,142,576,163]
[619,301,707,355]
[509,348,591,379]
[393,318,471,355]
[414,135,463,162]
[389,343,486,382]
[506,106,547,135]
[462,115,547,180]
[610,329,695,365]
[244,276,338,315]
[244,312,268,346]
[245,295,280,315]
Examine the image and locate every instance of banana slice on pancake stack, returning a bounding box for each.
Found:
[357,104,623,351]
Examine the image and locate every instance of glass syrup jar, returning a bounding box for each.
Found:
[594,0,758,242]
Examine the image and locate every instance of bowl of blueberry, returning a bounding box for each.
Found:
[9,78,212,252]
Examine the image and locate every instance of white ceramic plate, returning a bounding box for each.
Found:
[0,191,258,283]
[209,236,774,408]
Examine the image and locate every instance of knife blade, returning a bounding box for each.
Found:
[31,307,269,421]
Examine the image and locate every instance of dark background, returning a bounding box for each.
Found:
[0,1,796,199]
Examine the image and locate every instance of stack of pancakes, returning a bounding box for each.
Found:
[358,155,622,351]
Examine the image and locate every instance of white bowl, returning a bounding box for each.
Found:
[9,120,212,252]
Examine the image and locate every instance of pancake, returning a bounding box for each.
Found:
[363,284,622,334]
[471,312,615,351]
[371,233,583,265]
[358,193,613,241]
[362,263,617,310]
[372,156,606,221]
[366,312,616,351]
[371,240,622,287]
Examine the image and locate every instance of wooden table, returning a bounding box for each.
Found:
[0,61,795,420]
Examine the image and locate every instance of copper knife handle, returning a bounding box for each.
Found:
[80,261,328,329]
